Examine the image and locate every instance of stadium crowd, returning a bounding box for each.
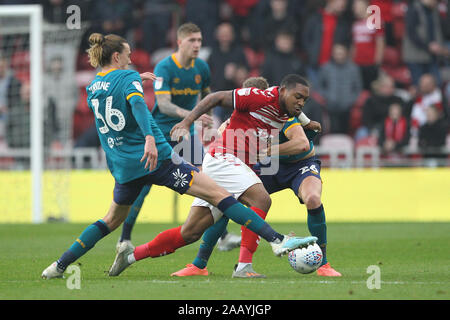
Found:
[0,0,449,165]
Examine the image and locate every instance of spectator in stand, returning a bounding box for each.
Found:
[141,0,176,54]
[378,102,410,156]
[260,0,299,50]
[418,104,448,157]
[370,0,395,46]
[356,73,404,142]
[351,0,385,90]
[317,43,362,134]
[222,0,261,46]
[0,53,21,142]
[302,0,352,88]
[184,0,219,47]
[42,0,67,24]
[410,73,445,136]
[92,0,132,38]
[207,22,249,126]
[261,29,305,86]
[43,56,78,148]
[403,0,450,86]
[6,81,31,148]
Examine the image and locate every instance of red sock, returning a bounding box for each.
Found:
[134,226,186,261]
[239,207,267,263]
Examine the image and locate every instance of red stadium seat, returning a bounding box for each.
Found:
[131,49,152,73]
[382,65,412,87]
[382,47,401,67]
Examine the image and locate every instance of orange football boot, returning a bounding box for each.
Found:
[316,263,342,277]
[171,264,209,277]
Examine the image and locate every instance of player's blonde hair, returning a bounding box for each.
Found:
[87,33,127,68]
[242,77,269,90]
[177,22,201,40]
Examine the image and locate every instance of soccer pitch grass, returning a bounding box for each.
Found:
[0,222,448,300]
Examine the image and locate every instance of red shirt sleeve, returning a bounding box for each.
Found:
[233,87,272,112]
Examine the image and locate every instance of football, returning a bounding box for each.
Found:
[288,243,323,274]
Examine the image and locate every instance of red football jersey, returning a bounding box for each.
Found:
[352,18,384,66]
[209,86,290,166]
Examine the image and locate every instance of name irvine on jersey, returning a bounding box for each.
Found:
[89,81,111,93]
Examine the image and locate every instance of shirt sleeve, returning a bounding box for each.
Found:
[129,94,154,137]
[153,63,171,95]
[123,71,145,101]
[232,87,270,112]
[282,118,301,136]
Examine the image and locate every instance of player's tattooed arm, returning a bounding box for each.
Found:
[185,90,233,124]
[201,86,211,99]
[170,90,232,141]
[156,93,190,119]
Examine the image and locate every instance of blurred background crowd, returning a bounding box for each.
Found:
[0,0,449,167]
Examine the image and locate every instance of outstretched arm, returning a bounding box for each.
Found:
[170,90,233,141]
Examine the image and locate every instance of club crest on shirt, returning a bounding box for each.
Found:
[195,74,201,84]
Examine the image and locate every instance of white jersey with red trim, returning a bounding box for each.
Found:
[209,86,289,166]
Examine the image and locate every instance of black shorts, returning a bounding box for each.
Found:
[113,153,199,205]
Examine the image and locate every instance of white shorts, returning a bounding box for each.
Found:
[191,152,262,223]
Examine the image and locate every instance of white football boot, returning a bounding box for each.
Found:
[217,232,241,251]
[41,262,64,279]
[109,240,135,276]
[270,235,318,257]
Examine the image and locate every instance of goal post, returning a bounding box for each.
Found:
[0,5,87,223]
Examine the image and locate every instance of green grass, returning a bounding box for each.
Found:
[0,222,449,300]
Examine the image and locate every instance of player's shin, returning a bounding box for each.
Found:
[217,196,283,243]
[307,204,327,265]
[236,207,267,272]
[56,220,110,271]
[132,225,186,262]
[193,216,229,269]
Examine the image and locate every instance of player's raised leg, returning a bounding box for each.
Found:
[298,176,341,277]
[108,170,317,276]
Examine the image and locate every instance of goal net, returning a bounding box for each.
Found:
[0,5,87,223]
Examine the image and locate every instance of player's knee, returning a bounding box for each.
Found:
[259,194,272,213]
[302,192,321,209]
[180,226,202,244]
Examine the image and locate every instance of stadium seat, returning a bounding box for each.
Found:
[382,47,401,67]
[131,49,152,73]
[317,134,354,167]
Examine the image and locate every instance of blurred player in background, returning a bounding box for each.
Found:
[42,33,315,279]
[118,22,241,253]
[172,77,341,278]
